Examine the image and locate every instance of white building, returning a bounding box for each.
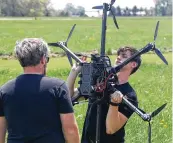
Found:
[85,9,102,17]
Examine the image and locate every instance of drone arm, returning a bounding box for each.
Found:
[100,3,109,56]
[58,42,83,64]
[122,97,150,121]
[138,43,154,54]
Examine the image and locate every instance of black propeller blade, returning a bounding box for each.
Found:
[154,48,168,65]
[63,24,76,66]
[65,24,76,45]
[151,103,167,118]
[148,122,152,143]
[92,6,103,9]
[151,21,168,65]
[147,103,167,143]
[110,0,116,6]
[134,103,166,143]
[92,0,119,29]
[154,21,159,42]
[109,0,119,29]
[110,8,119,29]
[48,24,77,67]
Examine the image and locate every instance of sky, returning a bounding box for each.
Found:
[51,0,155,10]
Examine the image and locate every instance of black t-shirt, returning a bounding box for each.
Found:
[0,74,73,143]
[81,82,138,143]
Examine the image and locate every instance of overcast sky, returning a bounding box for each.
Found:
[51,0,155,10]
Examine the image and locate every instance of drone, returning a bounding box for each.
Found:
[48,0,168,143]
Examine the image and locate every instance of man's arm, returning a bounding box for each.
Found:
[60,113,80,143]
[0,117,7,143]
[56,82,80,143]
[106,106,128,134]
[67,68,78,98]
[106,91,128,134]
[67,64,85,101]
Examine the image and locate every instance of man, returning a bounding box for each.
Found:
[67,46,141,143]
[0,38,80,143]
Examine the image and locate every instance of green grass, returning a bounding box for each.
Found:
[0,17,172,143]
[0,17,172,55]
[0,53,172,143]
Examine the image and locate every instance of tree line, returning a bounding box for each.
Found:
[0,0,172,17]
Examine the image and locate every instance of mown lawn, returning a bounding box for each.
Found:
[0,17,172,55]
[0,52,172,143]
[0,17,172,143]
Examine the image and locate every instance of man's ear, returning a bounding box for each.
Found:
[131,61,137,68]
[40,56,46,64]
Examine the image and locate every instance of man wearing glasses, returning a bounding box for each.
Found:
[0,38,80,143]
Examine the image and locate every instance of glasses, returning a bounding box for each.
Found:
[43,54,49,63]
[46,57,49,63]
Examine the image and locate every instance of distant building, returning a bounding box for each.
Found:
[85,9,102,17]
[136,11,146,16]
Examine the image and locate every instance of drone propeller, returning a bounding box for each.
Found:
[110,8,119,29]
[109,0,119,29]
[146,103,167,143]
[154,21,159,42]
[64,24,76,66]
[92,5,103,9]
[152,21,168,65]
[150,103,167,118]
[65,24,76,45]
[148,122,151,143]
[154,47,168,65]
[122,96,167,143]
[110,0,116,6]
[92,0,116,9]
[92,0,119,29]
[48,24,77,67]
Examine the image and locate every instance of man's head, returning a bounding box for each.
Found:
[115,46,141,75]
[14,38,50,75]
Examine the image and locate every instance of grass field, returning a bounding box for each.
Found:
[0,17,172,143]
[0,17,172,55]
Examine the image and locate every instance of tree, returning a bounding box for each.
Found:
[144,8,150,16]
[132,5,138,16]
[125,7,130,16]
[40,0,53,16]
[28,0,45,17]
[116,6,121,16]
[0,0,55,17]
[149,7,155,16]
[155,0,172,16]
[139,7,144,12]
[64,3,76,16]
[76,6,85,16]
[0,0,2,16]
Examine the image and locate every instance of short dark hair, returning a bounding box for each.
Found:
[117,46,141,74]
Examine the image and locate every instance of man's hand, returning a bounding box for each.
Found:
[67,56,87,98]
[71,63,81,74]
[106,91,127,134]
[110,90,123,104]
[71,56,87,74]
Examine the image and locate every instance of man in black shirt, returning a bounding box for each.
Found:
[0,38,80,143]
[67,46,141,143]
